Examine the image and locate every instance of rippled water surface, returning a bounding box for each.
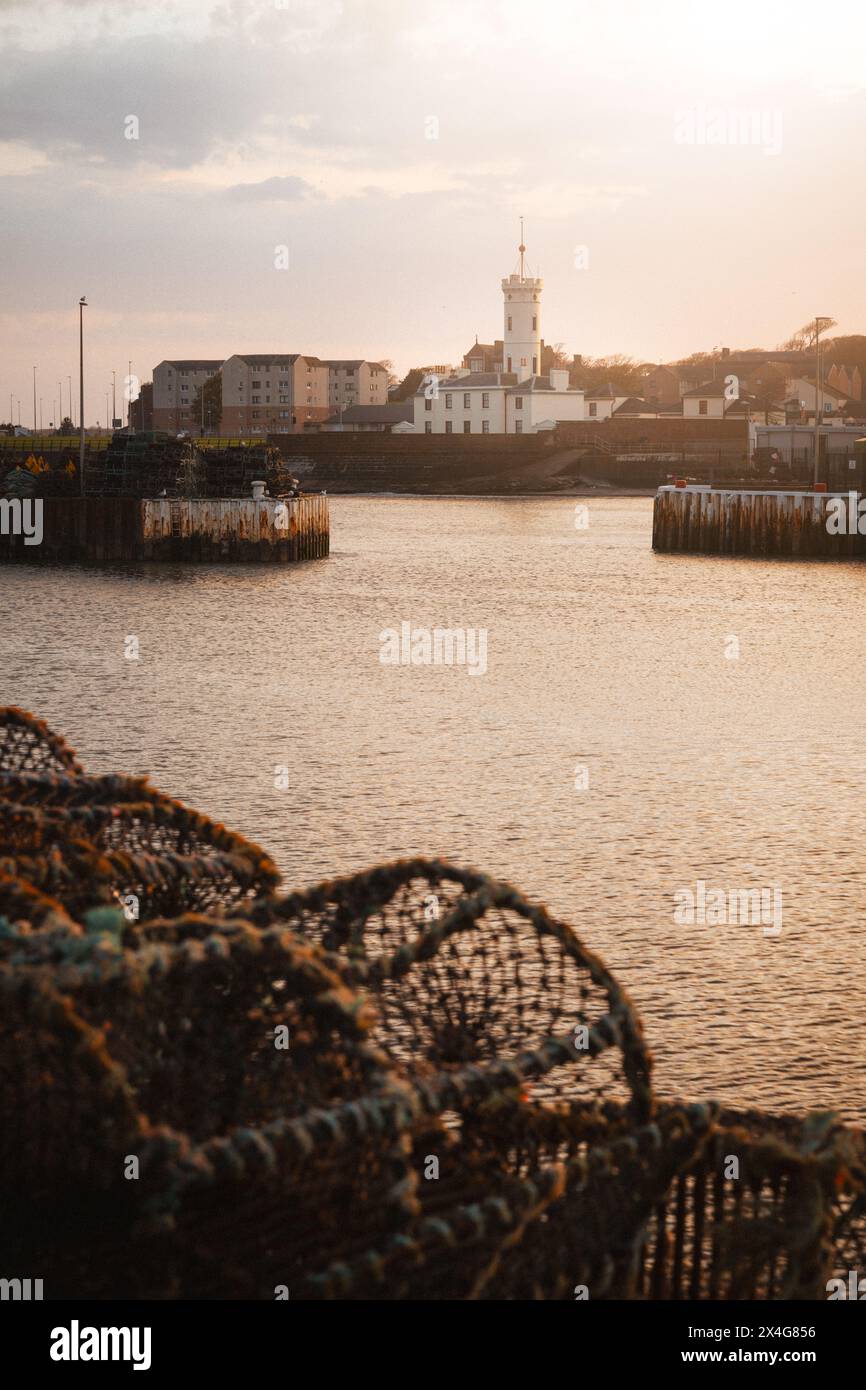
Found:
[4,495,866,1119]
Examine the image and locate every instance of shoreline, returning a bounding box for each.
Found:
[322,486,659,500]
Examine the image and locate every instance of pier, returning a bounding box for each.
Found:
[653,484,866,559]
[0,492,329,563]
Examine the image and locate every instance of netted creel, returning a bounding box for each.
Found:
[2,704,866,1301]
[231,859,654,1123]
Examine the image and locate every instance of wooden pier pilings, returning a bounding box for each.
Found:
[0,494,329,564]
[652,485,866,559]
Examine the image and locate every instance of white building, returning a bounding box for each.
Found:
[414,230,585,434]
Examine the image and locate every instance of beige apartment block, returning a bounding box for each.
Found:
[219,355,330,435]
[152,359,223,433]
[325,361,388,413]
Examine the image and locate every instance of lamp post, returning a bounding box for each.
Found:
[67,375,72,429]
[79,297,87,493]
[112,369,116,431]
[812,316,831,486]
[32,366,37,433]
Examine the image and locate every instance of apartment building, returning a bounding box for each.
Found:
[152,360,223,433]
[325,360,388,413]
[219,354,330,435]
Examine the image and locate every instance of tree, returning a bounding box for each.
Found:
[571,354,644,396]
[779,317,837,352]
[378,358,399,387]
[191,372,222,435]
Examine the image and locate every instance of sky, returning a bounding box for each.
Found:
[1,0,865,424]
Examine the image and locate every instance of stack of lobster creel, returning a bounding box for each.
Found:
[1,707,863,1300]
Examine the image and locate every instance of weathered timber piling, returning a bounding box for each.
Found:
[652,485,866,559]
[0,494,329,564]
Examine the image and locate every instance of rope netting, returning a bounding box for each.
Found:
[1,705,864,1300]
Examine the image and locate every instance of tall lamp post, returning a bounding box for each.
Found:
[32,366,37,433]
[79,297,87,493]
[812,316,832,486]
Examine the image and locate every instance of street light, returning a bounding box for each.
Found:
[812,316,832,485]
[79,297,87,493]
[32,366,37,433]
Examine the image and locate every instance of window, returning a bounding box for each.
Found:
[520,357,527,367]
[532,316,537,330]
[589,402,597,417]
[252,380,261,388]
[515,420,523,434]
[424,399,432,411]
[463,393,471,408]
[470,358,482,371]
[507,316,512,330]
[265,381,271,387]
[252,410,260,418]
[279,411,290,418]
[463,421,471,433]
[252,396,261,404]
[445,394,452,408]
[514,396,523,410]
[698,400,708,415]
[482,393,490,408]
[279,395,290,404]
[507,357,512,371]
[425,421,432,433]
[482,420,490,434]
[445,420,453,433]
[532,356,537,373]
[279,380,289,389]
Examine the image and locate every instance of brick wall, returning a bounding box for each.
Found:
[555,418,748,448]
[267,430,553,489]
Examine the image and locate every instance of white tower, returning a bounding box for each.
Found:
[502,218,542,380]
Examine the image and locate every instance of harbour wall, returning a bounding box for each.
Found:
[652,485,866,559]
[0,494,329,563]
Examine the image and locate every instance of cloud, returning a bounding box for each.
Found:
[224,175,318,202]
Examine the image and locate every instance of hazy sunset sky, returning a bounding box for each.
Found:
[1,0,865,422]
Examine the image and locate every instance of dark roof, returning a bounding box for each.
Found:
[415,372,518,393]
[584,382,618,398]
[612,397,654,415]
[233,354,323,367]
[162,359,223,371]
[681,380,729,398]
[506,374,580,394]
[325,403,413,425]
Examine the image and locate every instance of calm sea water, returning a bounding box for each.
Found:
[4,495,866,1120]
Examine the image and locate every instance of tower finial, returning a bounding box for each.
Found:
[519,216,525,279]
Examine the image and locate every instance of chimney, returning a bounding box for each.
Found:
[549,369,569,391]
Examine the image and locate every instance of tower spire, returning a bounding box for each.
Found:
[519,216,525,280]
